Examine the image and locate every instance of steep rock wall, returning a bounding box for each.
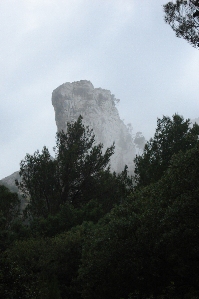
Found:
[52,80,136,173]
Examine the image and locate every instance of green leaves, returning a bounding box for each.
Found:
[134,114,199,187]
[163,0,199,49]
[6,113,199,298]
[17,146,59,218]
[17,116,116,219]
[2,223,89,299]
[0,185,20,231]
[79,145,199,299]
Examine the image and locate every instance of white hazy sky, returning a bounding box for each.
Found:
[1,0,199,179]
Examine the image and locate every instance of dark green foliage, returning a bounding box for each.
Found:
[15,115,133,238]
[79,145,199,299]
[134,114,199,187]
[2,113,199,298]
[17,146,58,218]
[54,116,115,209]
[0,180,19,195]
[0,185,21,252]
[17,116,117,219]
[27,166,132,238]
[163,0,199,49]
[1,223,90,299]
[0,185,20,230]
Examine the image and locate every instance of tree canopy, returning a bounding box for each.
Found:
[79,145,199,299]
[16,116,132,221]
[134,114,199,187]
[1,113,199,298]
[0,185,20,231]
[163,0,199,49]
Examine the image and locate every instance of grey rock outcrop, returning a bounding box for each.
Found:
[0,171,28,209]
[0,171,20,194]
[52,80,136,173]
[2,80,145,195]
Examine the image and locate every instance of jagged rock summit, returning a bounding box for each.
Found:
[52,80,136,173]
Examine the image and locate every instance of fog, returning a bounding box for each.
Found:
[0,0,199,179]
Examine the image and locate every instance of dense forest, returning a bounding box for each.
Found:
[1,2,199,297]
[0,113,199,299]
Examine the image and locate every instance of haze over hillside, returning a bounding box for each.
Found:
[52,80,146,173]
[1,81,147,191]
[1,0,199,180]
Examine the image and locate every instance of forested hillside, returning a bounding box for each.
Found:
[0,114,199,299]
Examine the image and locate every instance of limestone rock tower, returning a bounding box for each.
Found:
[52,80,136,173]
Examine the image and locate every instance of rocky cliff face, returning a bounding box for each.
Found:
[52,80,136,173]
[1,80,144,194]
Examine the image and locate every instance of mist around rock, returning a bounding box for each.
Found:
[52,80,146,174]
[1,80,146,191]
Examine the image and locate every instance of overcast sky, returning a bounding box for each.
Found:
[1,0,199,179]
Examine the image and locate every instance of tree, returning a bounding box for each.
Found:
[0,185,21,254]
[54,116,115,209]
[17,116,116,219]
[157,145,199,297]
[30,164,133,237]
[1,222,94,299]
[16,146,59,218]
[134,114,199,187]
[79,145,199,299]
[163,0,199,49]
[0,185,20,231]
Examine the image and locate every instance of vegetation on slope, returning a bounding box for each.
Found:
[0,114,199,298]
